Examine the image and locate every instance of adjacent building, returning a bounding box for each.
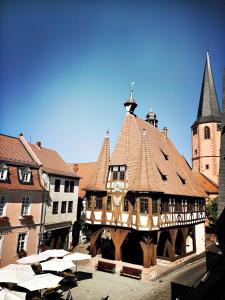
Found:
[0,134,44,267]
[25,141,80,250]
[83,87,207,268]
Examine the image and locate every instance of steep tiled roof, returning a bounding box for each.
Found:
[29,144,76,178]
[0,134,37,166]
[72,162,97,198]
[110,114,206,197]
[86,135,110,191]
[192,51,221,127]
[193,173,218,194]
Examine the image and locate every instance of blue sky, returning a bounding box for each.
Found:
[1,0,225,163]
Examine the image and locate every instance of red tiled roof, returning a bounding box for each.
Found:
[29,144,76,178]
[193,172,218,194]
[109,114,206,197]
[86,135,110,191]
[0,134,37,166]
[73,162,97,198]
[0,166,43,191]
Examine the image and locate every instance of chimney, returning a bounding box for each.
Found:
[163,127,168,138]
[36,141,42,148]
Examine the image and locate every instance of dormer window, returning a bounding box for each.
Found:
[18,167,32,183]
[177,173,186,184]
[157,167,167,181]
[111,165,126,181]
[160,149,169,160]
[0,163,8,181]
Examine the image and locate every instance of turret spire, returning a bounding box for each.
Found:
[124,82,137,114]
[192,51,221,127]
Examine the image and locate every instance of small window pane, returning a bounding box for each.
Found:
[68,201,73,213]
[113,172,118,180]
[54,179,60,192]
[140,198,148,214]
[152,199,158,214]
[96,197,102,209]
[52,202,58,214]
[107,196,111,210]
[70,181,74,193]
[64,181,69,192]
[120,172,125,180]
[123,198,129,212]
[61,201,66,213]
[17,233,26,254]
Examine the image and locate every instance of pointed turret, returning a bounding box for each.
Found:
[192,51,221,127]
[146,107,158,127]
[87,131,110,191]
[124,82,137,114]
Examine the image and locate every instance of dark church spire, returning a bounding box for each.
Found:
[192,51,221,127]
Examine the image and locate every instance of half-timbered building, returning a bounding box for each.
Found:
[83,87,207,268]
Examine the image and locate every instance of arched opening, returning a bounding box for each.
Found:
[101,238,115,260]
[122,232,143,265]
[157,230,171,258]
[204,126,210,139]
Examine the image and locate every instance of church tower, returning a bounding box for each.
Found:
[191,51,221,185]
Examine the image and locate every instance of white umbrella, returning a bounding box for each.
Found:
[63,252,91,272]
[0,269,33,284]
[18,273,63,291]
[41,249,69,258]
[1,264,35,275]
[0,289,26,300]
[17,253,49,264]
[41,259,74,272]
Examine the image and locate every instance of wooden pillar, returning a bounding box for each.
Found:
[109,228,129,261]
[90,228,102,257]
[90,196,95,224]
[136,198,140,230]
[101,196,107,224]
[181,227,189,255]
[140,236,157,268]
[169,229,178,260]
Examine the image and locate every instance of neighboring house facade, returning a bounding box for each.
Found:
[192,51,221,186]
[25,141,80,250]
[0,134,44,267]
[83,87,206,268]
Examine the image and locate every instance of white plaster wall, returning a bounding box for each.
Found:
[195,222,205,254]
[45,175,79,225]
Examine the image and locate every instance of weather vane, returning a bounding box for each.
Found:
[131,81,135,91]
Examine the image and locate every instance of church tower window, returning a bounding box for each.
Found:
[204,126,210,139]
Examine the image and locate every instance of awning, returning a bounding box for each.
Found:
[44,222,72,232]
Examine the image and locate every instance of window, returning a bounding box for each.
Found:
[177,174,186,184]
[0,163,8,181]
[18,167,31,183]
[0,196,7,216]
[206,164,209,170]
[175,201,181,212]
[54,179,60,192]
[16,233,27,254]
[152,199,158,214]
[113,172,118,180]
[107,196,111,210]
[68,201,73,213]
[199,199,204,211]
[61,201,67,213]
[161,201,169,213]
[157,167,167,181]
[204,126,210,139]
[123,198,129,212]
[0,236,4,258]
[140,198,148,214]
[195,149,198,155]
[52,202,58,214]
[95,196,102,209]
[160,149,169,160]
[120,172,125,180]
[70,181,74,193]
[21,196,31,216]
[64,181,69,192]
